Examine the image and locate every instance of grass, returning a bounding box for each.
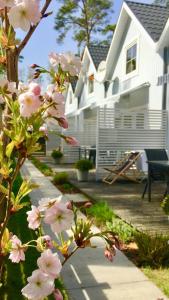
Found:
[0,175,67,300]
[142,267,169,297]
[30,156,54,176]
[86,201,136,243]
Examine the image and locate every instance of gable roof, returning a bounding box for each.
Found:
[126,1,169,42]
[88,45,110,69]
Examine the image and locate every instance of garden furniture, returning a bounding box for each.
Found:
[102,151,141,184]
[142,149,168,201]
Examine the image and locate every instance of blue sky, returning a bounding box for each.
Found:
[18,0,153,78]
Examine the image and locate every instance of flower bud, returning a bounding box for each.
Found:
[36,235,53,252]
[30,64,39,69]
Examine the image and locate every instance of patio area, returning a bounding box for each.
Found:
[40,156,169,235]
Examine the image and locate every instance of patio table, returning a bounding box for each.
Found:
[147,160,169,202]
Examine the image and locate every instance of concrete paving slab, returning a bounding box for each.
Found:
[22,160,168,300]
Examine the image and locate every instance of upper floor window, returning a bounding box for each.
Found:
[104,81,110,98]
[88,74,94,94]
[126,43,137,74]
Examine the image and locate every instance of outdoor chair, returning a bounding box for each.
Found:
[89,145,96,165]
[142,149,168,199]
[103,151,141,184]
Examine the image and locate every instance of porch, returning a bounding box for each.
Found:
[61,107,168,181]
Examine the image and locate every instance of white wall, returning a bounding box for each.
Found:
[103,18,164,110]
[65,84,78,116]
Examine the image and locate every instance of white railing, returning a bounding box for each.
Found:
[96,108,168,180]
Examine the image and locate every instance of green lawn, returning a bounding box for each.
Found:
[142,267,169,297]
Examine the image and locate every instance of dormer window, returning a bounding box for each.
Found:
[88,74,94,94]
[126,43,137,74]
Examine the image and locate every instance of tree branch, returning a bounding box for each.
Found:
[18,0,52,54]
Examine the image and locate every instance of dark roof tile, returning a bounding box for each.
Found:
[126,1,169,41]
[88,45,110,68]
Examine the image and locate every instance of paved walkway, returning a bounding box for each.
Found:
[40,157,169,235]
[21,160,168,300]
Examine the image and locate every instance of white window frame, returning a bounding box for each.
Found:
[124,37,139,79]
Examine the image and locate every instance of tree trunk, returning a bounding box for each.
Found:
[6,48,19,83]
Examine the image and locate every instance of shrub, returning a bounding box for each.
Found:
[135,232,169,267]
[106,219,136,244]
[161,196,169,215]
[61,183,74,192]
[86,201,116,225]
[30,156,53,176]
[75,159,93,171]
[51,149,63,159]
[53,172,69,185]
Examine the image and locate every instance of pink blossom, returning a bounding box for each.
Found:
[8,0,41,31]
[104,247,116,262]
[44,198,74,234]
[29,82,41,96]
[37,249,62,279]
[18,91,41,118]
[21,269,55,300]
[53,289,63,300]
[38,197,59,212]
[49,52,81,76]
[64,136,79,146]
[61,52,81,76]
[9,235,25,263]
[57,117,69,129]
[47,102,65,118]
[49,53,61,68]
[0,0,15,9]
[27,205,41,230]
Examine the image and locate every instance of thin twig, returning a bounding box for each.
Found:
[62,246,79,266]
[18,0,52,54]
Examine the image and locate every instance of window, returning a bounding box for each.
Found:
[104,81,110,98]
[88,74,94,94]
[126,43,137,74]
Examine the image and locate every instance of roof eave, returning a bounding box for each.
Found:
[156,18,169,51]
[97,2,156,83]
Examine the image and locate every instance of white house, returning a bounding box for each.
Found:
[66,1,169,116]
[63,1,169,177]
[65,45,109,128]
[96,0,169,113]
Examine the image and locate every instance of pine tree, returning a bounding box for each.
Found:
[54,0,114,50]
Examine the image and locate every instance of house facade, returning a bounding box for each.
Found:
[66,1,169,117]
[63,1,169,175]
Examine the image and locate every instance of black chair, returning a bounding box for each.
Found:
[142,149,168,199]
[89,146,96,165]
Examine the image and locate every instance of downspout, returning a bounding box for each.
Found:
[162,47,168,110]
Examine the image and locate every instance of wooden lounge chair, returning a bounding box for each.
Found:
[103,152,141,184]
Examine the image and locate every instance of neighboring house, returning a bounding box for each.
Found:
[65,45,109,128]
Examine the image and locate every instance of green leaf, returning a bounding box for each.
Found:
[6,141,15,158]
[0,184,8,195]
